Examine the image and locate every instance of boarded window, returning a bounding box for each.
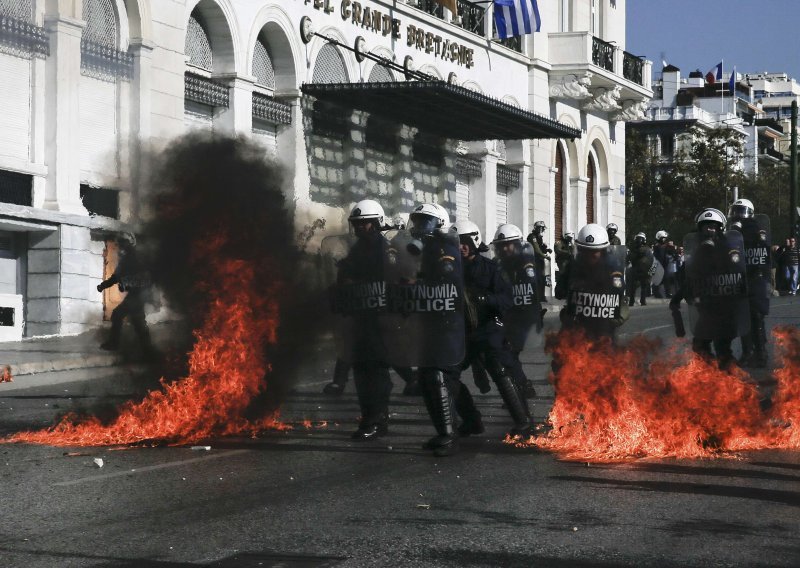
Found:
[496,184,509,226]
[554,144,564,239]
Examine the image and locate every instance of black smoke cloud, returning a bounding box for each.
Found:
[139,132,332,415]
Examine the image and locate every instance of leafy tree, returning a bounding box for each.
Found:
[625,125,788,243]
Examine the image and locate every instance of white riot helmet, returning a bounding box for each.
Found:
[492,223,524,245]
[349,199,385,227]
[451,219,484,250]
[532,220,547,234]
[728,198,754,220]
[564,231,575,241]
[409,202,450,235]
[655,230,669,241]
[606,223,619,235]
[696,208,727,229]
[576,224,610,250]
[634,232,646,244]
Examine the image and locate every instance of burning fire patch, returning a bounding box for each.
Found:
[508,326,800,462]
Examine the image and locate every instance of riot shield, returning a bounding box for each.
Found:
[498,251,543,351]
[564,245,627,331]
[382,229,466,368]
[650,258,665,287]
[323,234,390,364]
[683,230,750,340]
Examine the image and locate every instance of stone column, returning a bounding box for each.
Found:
[572,175,589,228]
[215,74,255,135]
[42,15,87,214]
[471,150,498,245]
[126,39,155,223]
[278,93,312,231]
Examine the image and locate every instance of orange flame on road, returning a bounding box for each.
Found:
[7,236,286,447]
[512,327,800,461]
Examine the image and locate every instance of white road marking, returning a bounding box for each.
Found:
[620,324,672,338]
[53,449,249,487]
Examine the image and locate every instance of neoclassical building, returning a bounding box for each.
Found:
[0,0,651,339]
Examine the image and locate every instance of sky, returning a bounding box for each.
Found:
[626,0,800,82]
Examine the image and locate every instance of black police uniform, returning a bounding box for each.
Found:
[737,217,771,366]
[413,231,464,455]
[608,234,622,246]
[499,250,542,397]
[98,244,153,353]
[456,251,532,436]
[627,242,652,305]
[681,231,747,367]
[555,250,628,341]
[336,232,393,438]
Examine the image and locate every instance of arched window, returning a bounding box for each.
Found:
[82,0,118,47]
[252,37,275,89]
[368,64,393,83]
[0,0,33,21]
[185,12,212,71]
[312,44,347,84]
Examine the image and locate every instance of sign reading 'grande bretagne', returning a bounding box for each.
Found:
[304,0,476,69]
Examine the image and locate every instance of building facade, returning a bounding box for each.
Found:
[0,0,650,339]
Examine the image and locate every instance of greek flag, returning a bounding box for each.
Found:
[494,0,541,39]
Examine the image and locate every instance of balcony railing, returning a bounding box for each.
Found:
[455,0,484,35]
[623,51,644,86]
[416,0,444,19]
[592,36,614,72]
[0,15,49,59]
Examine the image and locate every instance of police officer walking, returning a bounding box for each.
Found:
[333,200,394,439]
[554,231,576,273]
[400,203,465,456]
[527,221,551,302]
[492,223,542,399]
[728,199,771,367]
[606,223,622,246]
[555,224,629,341]
[672,208,749,368]
[453,220,533,439]
[97,234,154,356]
[627,232,653,306]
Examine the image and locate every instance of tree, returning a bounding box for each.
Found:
[625,125,754,242]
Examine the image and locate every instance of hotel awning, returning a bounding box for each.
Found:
[301,81,581,141]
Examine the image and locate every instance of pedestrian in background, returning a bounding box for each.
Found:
[783,237,799,295]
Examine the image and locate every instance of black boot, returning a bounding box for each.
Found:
[452,381,484,437]
[494,374,532,438]
[351,418,388,440]
[324,359,350,395]
[420,371,459,456]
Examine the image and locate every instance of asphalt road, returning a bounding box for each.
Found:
[1,298,799,567]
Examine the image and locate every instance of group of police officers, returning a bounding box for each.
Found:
[325,195,771,457]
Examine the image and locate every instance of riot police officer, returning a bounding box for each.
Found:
[400,202,465,456]
[652,230,670,298]
[527,220,551,302]
[627,232,652,306]
[728,199,771,367]
[492,223,542,398]
[555,224,629,341]
[453,220,533,438]
[606,223,622,246]
[334,200,393,439]
[554,231,576,273]
[97,233,154,356]
[674,208,749,368]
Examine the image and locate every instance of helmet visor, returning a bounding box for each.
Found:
[409,214,439,236]
[729,204,753,219]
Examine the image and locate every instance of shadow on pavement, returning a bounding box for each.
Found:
[550,474,800,507]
